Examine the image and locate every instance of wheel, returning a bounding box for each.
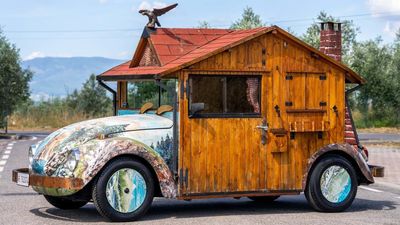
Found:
[44,195,88,209]
[248,196,280,202]
[92,157,155,222]
[305,155,358,212]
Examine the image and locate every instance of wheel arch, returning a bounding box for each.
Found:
[81,138,177,198]
[302,143,374,190]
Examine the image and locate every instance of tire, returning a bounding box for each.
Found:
[248,196,280,202]
[44,195,88,210]
[92,157,155,222]
[305,155,358,212]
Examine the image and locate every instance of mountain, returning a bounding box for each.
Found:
[22,57,125,100]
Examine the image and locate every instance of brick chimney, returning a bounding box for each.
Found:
[319,22,364,154]
[319,22,342,62]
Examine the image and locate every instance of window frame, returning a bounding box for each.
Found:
[188,74,262,118]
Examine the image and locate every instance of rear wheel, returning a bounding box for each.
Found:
[305,155,358,212]
[248,196,280,202]
[44,195,88,210]
[92,157,154,222]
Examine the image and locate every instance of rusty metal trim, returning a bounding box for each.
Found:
[302,143,374,190]
[178,190,301,200]
[12,168,84,190]
[369,164,385,177]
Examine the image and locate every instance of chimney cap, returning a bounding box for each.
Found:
[320,21,342,31]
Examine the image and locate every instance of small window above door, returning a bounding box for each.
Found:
[189,75,261,118]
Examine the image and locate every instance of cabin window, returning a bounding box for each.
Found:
[126,80,175,109]
[189,75,261,118]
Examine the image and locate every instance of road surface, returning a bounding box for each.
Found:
[0,137,399,225]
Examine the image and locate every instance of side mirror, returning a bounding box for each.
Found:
[190,102,205,115]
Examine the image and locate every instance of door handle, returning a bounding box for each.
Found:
[257,119,268,145]
[256,125,269,131]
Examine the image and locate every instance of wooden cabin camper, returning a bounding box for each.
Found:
[97,22,382,204]
[12,21,384,222]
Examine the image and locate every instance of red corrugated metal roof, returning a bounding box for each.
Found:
[100,27,271,79]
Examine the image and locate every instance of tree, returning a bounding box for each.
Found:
[230,7,264,29]
[0,29,32,133]
[349,38,397,127]
[301,11,360,64]
[197,21,211,29]
[68,74,112,117]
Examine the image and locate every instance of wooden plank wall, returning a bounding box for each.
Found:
[178,32,345,195]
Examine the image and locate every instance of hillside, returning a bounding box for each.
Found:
[22,57,124,100]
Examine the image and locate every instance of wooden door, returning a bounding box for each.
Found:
[180,73,268,196]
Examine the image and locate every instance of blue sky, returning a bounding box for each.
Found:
[1,0,400,60]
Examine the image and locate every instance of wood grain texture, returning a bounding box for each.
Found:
[175,32,346,196]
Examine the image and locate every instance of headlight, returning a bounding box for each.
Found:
[28,143,39,170]
[65,148,80,172]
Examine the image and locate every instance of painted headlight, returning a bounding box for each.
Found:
[28,143,40,170]
[65,148,80,172]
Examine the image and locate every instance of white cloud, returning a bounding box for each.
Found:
[25,51,45,60]
[136,1,167,11]
[383,21,400,36]
[368,0,400,14]
[367,0,400,36]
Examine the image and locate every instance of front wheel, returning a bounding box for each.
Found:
[44,195,88,210]
[305,155,358,212]
[92,157,155,222]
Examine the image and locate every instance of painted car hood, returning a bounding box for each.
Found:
[31,114,173,173]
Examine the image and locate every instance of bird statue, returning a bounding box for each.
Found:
[139,3,178,29]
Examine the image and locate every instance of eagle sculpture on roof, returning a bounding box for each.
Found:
[139,3,178,29]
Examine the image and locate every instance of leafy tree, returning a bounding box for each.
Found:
[301,11,360,64]
[0,29,32,132]
[349,38,397,127]
[230,7,264,29]
[74,74,112,117]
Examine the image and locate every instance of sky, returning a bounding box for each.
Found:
[0,0,400,60]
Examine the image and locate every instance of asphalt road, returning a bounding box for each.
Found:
[0,137,400,225]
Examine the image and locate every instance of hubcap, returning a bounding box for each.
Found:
[106,168,147,213]
[320,165,351,203]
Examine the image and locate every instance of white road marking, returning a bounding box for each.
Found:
[31,136,37,141]
[7,143,13,146]
[359,186,383,193]
[0,167,3,172]
[4,150,10,154]
[396,196,400,199]
[2,155,9,160]
[6,146,12,150]
[0,160,6,166]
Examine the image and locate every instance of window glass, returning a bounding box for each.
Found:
[190,76,223,113]
[127,80,176,109]
[189,75,261,117]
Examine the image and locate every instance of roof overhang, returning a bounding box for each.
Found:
[98,26,365,84]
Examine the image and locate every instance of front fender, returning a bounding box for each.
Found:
[82,137,177,198]
[32,137,177,198]
[302,143,374,190]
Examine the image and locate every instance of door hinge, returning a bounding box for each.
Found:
[179,168,189,187]
[319,101,327,106]
[319,75,327,80]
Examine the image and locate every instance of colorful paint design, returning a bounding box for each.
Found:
[29,114,177,198]
[106,168,147,213]
[320,165,351,203]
